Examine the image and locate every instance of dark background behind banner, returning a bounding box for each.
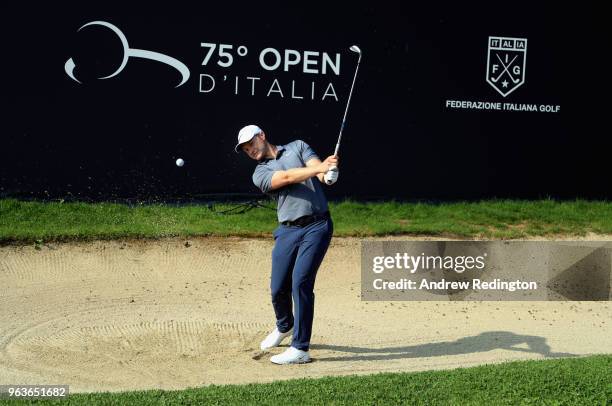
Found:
[1,3,609,201]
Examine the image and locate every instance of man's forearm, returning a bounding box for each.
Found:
[283,166,320,184]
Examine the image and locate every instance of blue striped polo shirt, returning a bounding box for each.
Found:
[252,140,329,223]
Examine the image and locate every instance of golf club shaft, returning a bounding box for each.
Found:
[333,53,362,157]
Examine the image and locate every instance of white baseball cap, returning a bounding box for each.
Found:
[235,124,263,153]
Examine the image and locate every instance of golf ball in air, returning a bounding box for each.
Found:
[176,158,184,167]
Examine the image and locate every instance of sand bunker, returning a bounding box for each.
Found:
[0,236,610,392]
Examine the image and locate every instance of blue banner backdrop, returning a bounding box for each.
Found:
[1,4,609,201]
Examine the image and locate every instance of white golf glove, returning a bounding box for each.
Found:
[324,166,339,185]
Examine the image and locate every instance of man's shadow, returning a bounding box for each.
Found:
[310,331,576,362]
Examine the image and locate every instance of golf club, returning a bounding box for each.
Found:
[324,45,362,185]
[491,54,520,84]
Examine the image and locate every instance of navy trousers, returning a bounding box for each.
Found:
[270,217,333,351]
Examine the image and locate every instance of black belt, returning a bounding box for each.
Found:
[281,211,330,227]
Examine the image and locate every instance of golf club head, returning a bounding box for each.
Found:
[349,45,361,54]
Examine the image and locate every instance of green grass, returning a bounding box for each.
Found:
[2,355,610,405]
[1,199,612,244]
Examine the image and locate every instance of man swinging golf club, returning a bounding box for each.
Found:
[236,125,338,364]
[235,45,361,364]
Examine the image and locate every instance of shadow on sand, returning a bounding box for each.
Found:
[311,331,576,362]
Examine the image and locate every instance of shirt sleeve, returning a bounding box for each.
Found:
[252,164,275,193]
[298,140,319,163]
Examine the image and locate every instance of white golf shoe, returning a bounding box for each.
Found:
[270,347,311,364]
[260,327,293,350]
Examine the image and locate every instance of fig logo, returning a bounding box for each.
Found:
[486,36,527,97]
[64,20,190,87]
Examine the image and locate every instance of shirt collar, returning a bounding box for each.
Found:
[260,145,285,163]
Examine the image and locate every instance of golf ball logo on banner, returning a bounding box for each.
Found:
[64,21,190,88]
[486,36,527,97]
